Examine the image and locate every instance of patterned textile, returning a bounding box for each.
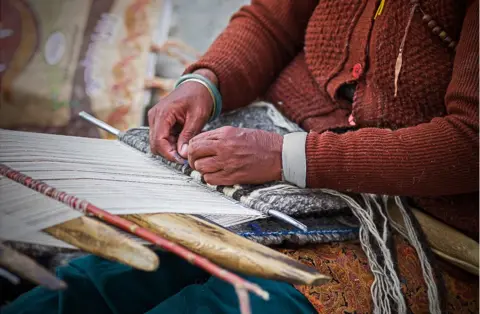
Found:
[279,236,479,313]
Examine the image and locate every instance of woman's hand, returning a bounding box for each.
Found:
[188,126,283,185]
[148,69,217,163]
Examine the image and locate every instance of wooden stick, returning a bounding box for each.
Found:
[388,202,479,275]
[44,216,160,272]
[0,242,66,290]
[126,213,330,286]
[0,164,269,313]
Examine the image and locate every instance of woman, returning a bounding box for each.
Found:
[5,0,478,313]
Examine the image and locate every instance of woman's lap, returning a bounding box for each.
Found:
[2,251,316,314]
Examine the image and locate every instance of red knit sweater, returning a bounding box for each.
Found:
[186,0,479,237]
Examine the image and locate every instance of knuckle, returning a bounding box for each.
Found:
[222,162,237,174]
[181,129,195,138]
[223,139,236,149]
[188,141,200,154]
[204,174,214,185]
[194,160,203,172]
[219,126,233,134]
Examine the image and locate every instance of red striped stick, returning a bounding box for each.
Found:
[1,164,269,313]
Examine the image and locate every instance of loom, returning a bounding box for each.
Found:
[0,124,334,311]
[1,106,478,314]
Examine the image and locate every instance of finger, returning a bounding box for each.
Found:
[177,115,205,158]
[149,124,158,156]
[203,171,237,186]
[153,138,177,163]
[193,157,222,174]
[150,113,178,161]
[167,134,177,144]
[189,128,222,144]
[148,108,157,151]
[147,106,156,128]
[188,140,218,169]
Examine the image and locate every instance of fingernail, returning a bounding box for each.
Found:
[180,144,188,157]
[173,152,186,164]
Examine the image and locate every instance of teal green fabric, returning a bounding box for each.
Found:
[2,252,316,314]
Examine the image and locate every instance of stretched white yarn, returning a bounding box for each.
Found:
[0,129,263,243]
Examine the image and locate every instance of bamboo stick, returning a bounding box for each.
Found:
[44,216,159,272]
[126,213,330,286]
[0,242,66,290]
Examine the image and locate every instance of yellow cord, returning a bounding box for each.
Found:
[374,0,385,20]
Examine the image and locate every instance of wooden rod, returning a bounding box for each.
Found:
[44,216,160,272]
[0,164,269,309]
[388,202,479,275]
[0,242,66,290]
[125,213,330,286]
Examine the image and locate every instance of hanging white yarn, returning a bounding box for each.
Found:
[321,189,408,314]
[394,196,441,314]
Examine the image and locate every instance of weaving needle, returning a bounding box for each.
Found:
[78,111,308,231]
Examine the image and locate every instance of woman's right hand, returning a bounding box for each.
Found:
[148,69,218,163]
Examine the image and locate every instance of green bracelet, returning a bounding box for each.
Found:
[175,73,222,122]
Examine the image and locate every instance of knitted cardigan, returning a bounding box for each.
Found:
[186,0,479,238]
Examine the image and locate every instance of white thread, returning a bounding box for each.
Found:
[0,129,263,244]
[0,178,83,241]
[394,196,441,314]
[321,189,407,314]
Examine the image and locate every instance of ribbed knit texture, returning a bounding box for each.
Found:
[186,0,479,237]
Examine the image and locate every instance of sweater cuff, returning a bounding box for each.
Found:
[282,132,308,188]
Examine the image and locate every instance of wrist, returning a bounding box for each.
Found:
[175,71,222,121]
[193,69,218,87]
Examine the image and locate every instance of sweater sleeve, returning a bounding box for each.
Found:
[184,0,318,112]
[305,0,479,197]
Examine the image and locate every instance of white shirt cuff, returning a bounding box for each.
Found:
[282,132,308,188]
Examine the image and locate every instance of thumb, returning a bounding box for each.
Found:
[177,115,204,158]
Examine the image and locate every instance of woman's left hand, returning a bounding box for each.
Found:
[188,126,283,185]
